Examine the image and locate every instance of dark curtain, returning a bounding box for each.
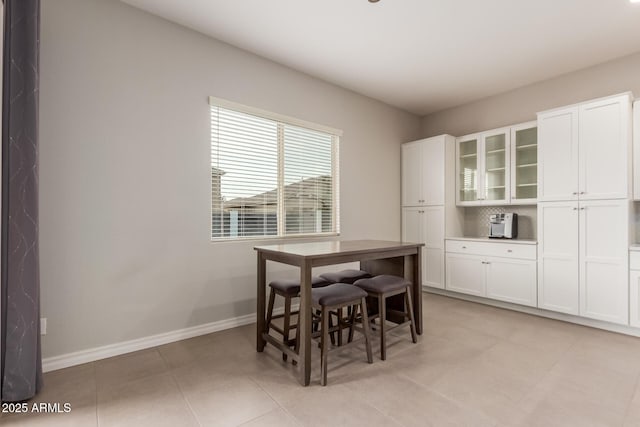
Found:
[1,0,42,402]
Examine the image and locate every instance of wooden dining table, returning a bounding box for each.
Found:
[254,239,424,386]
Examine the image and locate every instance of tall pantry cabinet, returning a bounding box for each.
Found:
[401,135,462,289]
[537,93,633,325]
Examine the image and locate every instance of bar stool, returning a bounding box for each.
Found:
[302,283,373,386]
[319,269,372,345]
[265,276,331,361]
[354,275,417,360]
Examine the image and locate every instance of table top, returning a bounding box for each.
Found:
[254,239,423,260]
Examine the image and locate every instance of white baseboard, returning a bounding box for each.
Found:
[423,286,640,338]
[42,305,298,373]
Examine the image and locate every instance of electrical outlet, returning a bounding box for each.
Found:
[40,318,47,335]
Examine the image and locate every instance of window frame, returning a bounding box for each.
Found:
[209,96,342,242]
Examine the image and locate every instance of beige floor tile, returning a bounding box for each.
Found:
[95,348,168,391]
[624,380,640,426]
[0,405,97,427]
[344,368,495,427]
[97,373,197,427]
[426,341,550,423]
[1,363,98,426]
[391,335,486,385]
[183,376,278,426]
[514,381,628,427]
[239,407,302,427]
[281,383,403,427]
[157,333,219,369]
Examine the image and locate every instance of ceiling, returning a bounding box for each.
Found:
[121,0,640,116]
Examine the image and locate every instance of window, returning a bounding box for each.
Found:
[210,97,340,240]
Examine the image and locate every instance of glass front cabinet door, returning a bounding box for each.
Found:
[456,128,510,206]
[457,136,479,203]
[510,121,538,204]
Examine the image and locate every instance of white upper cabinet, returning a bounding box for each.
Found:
[401,136,445,206]
[510,121,538,204]
[538,93,632,202]
[456,127,510,206]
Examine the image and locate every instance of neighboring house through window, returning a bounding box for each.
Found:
[210,97,341,240]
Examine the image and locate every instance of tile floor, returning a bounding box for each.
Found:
[3,293,640,426]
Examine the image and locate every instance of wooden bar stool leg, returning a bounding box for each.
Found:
[321,306,330,386]
[378,294,386,361]
[360,297,373,364]
[405,289,417,344]
[337,307,344,346]
[347,304,357,343]
[265,290,276,336]
[282,295,292,361]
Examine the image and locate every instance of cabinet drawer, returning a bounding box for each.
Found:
[630,251,640,270]
[445,239,536,260]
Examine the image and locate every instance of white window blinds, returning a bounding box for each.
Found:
[210,98,340,240]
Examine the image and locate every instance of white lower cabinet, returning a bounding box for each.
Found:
[445,253,485,296]
[402,206,445,289]
[445,240,537,307]
[485,257,537,307]
[538,200,629,325]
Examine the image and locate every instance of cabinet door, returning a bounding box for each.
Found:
[511,122,538,204]
[579,95,631,200]
[538,108,579,202]
[485,257,537,307]
[537,201,579,314]
[401,207,422,244]
[422,137,445,205]
[402,142,423,206]
[423,206,444,289]
[630,270,640,328]
[445,253,485,296]
[456,135,480,205]
[482,128,510,204]
[579,200,629,325]
[634,101,640,200]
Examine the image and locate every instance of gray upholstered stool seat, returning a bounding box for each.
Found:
[354,275,411,294]
[266,276,331,362]
[354,275,417,360]
[269,276,331,296]
[319,269,372,285]
[312,283,368,306]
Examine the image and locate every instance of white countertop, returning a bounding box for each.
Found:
[446,236,537,245]
[630,244,640,252]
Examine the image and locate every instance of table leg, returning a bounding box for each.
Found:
[256,252,267,352]
[298,260,312,386]
[412,248,423,334]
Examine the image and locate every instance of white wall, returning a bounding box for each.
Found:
[422,51,640,137]
[39,0,421,359]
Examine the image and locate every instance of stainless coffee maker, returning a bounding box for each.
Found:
[488,213,518,239]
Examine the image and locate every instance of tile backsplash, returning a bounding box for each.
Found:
[463,205,537,240]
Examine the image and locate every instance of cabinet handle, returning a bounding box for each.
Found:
[580,207,585,210]
[580,192,585,195]
[572,192,578,195]
[507,249,513,253]
[572,207,578,210]
[462,246,467,249]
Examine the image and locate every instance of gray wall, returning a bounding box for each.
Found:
[39,0,421,358]
[422,52,640,137]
